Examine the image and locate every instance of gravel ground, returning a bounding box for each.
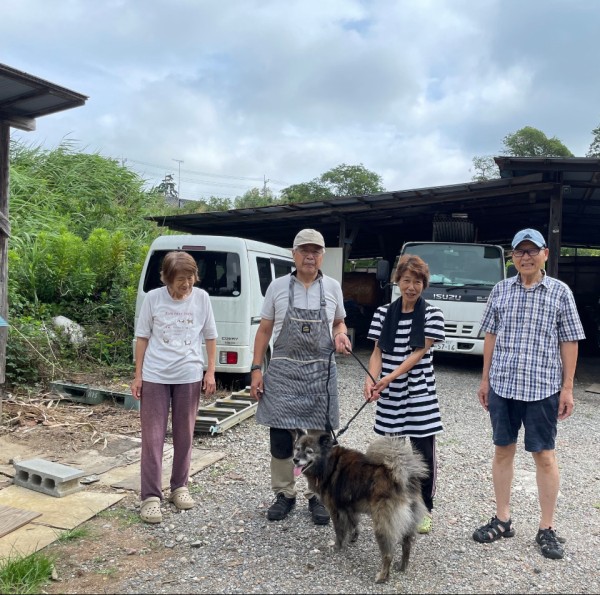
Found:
[119,348,600,594]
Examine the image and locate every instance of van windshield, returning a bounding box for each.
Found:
[143,250,241,297]
[401,243,504,287]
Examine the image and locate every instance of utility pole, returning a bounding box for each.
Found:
[173,159,184,207]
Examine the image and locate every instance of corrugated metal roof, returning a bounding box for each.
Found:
[148,159,600,257]
[0,63,87,128]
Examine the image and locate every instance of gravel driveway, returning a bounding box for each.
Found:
[119,348,600,594]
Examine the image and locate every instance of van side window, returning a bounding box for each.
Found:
[273,258,294,278]
[257,257,272,296]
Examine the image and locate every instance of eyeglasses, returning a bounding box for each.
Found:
[296,247,324,256]
[512,247,545,258]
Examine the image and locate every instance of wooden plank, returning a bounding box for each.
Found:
[0,504,42,538]
[0,486,123,531]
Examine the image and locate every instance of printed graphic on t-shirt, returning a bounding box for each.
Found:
[161,309,195,347]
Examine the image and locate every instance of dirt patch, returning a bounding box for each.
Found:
[0,375,229,594]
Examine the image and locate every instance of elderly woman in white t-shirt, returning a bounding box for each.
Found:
[131,251,217,523]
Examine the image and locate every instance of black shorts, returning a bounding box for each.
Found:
[488,387,559,452]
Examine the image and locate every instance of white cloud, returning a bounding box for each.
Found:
[4,0,600,198]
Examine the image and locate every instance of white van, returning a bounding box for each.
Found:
[134,235,295,382]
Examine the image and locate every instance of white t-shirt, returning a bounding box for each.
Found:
[260,272,346,343]
[135,286,218,383]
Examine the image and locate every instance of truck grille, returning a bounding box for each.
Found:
[445,322,477,337]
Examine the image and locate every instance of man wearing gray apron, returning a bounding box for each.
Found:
[250,229,352,524]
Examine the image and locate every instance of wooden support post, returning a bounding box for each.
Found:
[547,184,563,278]
[0,121,10,420]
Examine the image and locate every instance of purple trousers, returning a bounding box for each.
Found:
[140,380,202,500]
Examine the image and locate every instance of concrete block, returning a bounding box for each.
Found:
[106,391,140,411]
[13,458,85,497]
[49,381,106,405]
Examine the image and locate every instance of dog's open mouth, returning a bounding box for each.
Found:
[293,461,312,477]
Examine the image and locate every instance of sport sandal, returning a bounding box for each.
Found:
[169,486,195,510]
[536,528,564,560]
[140,497,162,524]
[473,515,515,543]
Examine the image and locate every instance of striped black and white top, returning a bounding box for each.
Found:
[367,303,445,438]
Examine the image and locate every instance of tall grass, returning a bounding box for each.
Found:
[0,552,54,594]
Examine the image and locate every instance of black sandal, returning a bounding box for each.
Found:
[473,515,515,543]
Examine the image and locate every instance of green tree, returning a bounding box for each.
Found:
[279,180,334,203]
[320,163,384,196]
[502,126,573,157]
[587,123,600,158]
[280,163,384,203]
[471,126,574,182]
[233,187,278,209]
[471,156,499,182]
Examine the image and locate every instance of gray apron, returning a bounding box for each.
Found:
[256,274,339,430]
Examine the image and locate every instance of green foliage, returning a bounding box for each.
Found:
[472,126,574,181]
[502,126,573,158]
[471,156,499,182]
[587,124,600,158]
[5,318,51,386]
[280,180,334,203]
[5,140,167,387]
[0,551,55,594]
[320,163,385,196]
[57,526,93,542]
[234,187,277,208]
[280,163,384,203]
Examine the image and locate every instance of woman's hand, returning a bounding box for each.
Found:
[364,375,375,401]
[203,371,216,397]
[130,377,143,400]
[370,375,392,400]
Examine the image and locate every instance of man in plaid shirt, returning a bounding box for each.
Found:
[472,228,585,560]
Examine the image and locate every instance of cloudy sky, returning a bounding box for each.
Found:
[2,0,599,201]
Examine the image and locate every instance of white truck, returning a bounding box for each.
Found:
[134,235,295,383]
[392,241,506,355]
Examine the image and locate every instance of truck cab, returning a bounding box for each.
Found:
[393,242,506,355]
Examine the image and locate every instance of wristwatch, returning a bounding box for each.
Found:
[250,364,262,372]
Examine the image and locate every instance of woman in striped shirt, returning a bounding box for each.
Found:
[364,254,445,534]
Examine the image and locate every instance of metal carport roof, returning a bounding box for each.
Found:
[0,63,88,131]
[147,157,600,274]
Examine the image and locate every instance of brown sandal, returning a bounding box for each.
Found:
[169,486,195,510]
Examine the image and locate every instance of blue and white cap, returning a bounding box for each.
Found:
[511,228,546,249]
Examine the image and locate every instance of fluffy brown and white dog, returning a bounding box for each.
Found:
[293,430,428,583]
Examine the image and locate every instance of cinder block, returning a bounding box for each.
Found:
[49,381,106,405]
[13,458,85,497]
[107,391,140,412]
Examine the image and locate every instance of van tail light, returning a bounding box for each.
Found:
[219,351,238,365]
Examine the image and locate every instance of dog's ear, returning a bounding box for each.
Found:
[319,432,333,448]
[294,428,307,442]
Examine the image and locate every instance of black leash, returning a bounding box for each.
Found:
[325,345,378,444]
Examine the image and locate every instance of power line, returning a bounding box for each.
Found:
[127,158,278,183]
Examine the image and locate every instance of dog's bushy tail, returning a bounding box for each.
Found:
[366,437,428,490]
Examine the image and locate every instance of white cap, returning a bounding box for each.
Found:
[293,229,325,249]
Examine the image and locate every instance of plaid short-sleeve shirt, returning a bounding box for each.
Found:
[480,272,585,401]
